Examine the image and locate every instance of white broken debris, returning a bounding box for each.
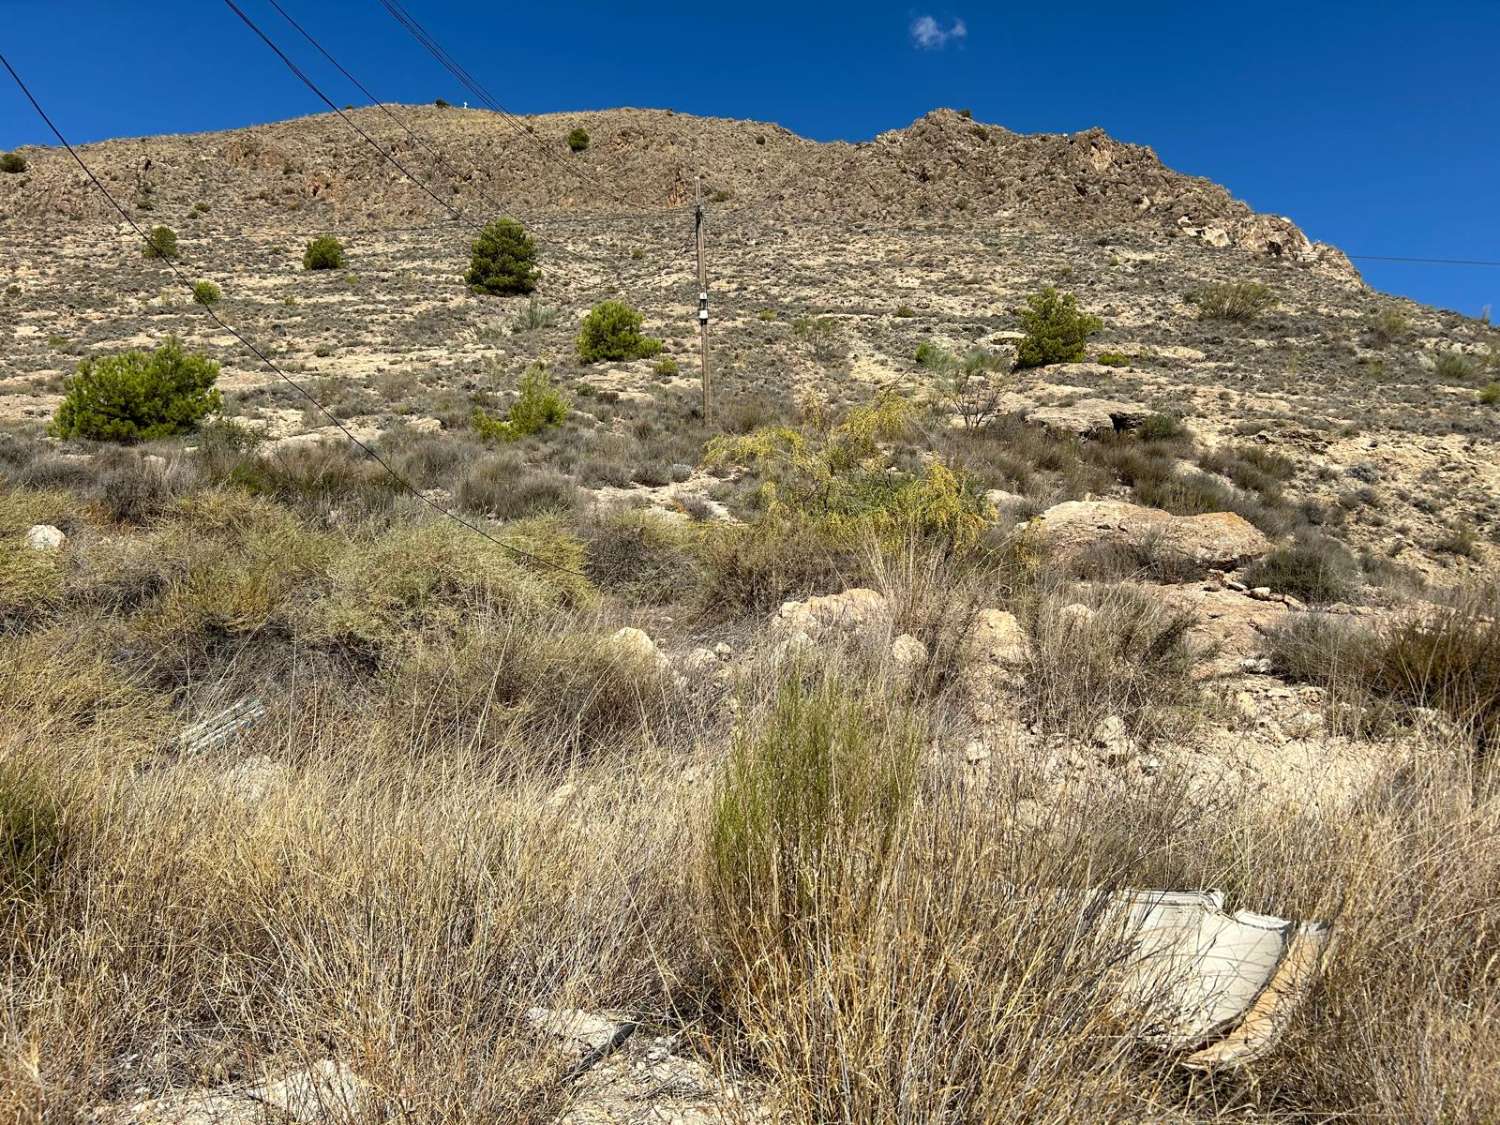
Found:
[176,698,266,755]
[1111,888,1332,1069]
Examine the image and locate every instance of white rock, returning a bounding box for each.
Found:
[526,1006,633,1053]
[222,755,286,804]
[890,633,929,674]
[772,588,890,644]
[968,608,1026,666]
[1092,714,1137,763]
[25,524,65,551]
[682,647,716,676]
[1058,603,1096,627]
[608,626,669,671]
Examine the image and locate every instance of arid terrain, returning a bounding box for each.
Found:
[2,105,1499,1123]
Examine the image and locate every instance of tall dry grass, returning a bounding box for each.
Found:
[1,487,1497,1122]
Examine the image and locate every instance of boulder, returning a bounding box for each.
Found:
[1026,398,1152,439]
[772,588,890,644]
[890,633,929,685]
[607,626,669,672]
[967,608,1027,666]
[1026,500,1271,574]
[25,524,65,551]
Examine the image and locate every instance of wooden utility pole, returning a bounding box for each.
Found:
[695,176,711,425]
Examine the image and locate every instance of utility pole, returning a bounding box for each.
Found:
[695,175,711,425]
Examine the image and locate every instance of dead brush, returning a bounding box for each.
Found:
[1018,583,1201,743]
[703,671,1185,1121]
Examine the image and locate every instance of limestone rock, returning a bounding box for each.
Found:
[1025,398,1151,438]
[967,608,1027,666]
[607,626,669,672]
[526,1006,634,1054]
[113,1060,367,1124]
[772,588,890,644]
[890,633,929,684]
[25,524,65,550]
[1092,714,1137,763]
[1057,602,1096,627]
[1026,500,1271,574]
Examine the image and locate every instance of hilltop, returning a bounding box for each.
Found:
[3,105,1354,275]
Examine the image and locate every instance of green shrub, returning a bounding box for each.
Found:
[472,363,569,441]
[653,355,679,377]
[191,280,222,307]
[1191,281,1275,323]
[792,316,844,362]
[567,127,589,153]
[51,338,221,443]
[142,226,178,260]
[1241,534,1361,605]
[0,153,26,174]
[1433,350,1474,381]
[914,340,947,368]
[1096,351,1131,367]
[510,296,557,333]
[708,675,921,977]
[1480,381,1500,406]
[894,304,917,318]
[434,97,450,108]
[466,218,539,296]
[1138,413,1187,442]
[576,300,661,363]
[302,235,347,271]
[1015,287,1102,369]
[1366,307,1410,346]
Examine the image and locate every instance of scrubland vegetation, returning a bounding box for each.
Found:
[4,107,1500,1119]
[4,364,1499,1119]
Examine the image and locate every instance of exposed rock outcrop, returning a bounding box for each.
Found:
[1025,500,1272,574]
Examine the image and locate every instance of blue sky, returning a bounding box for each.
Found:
[2,0,1497,315]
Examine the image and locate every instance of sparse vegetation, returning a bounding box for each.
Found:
[1433,349,1474,380]
[5,100,1500,1125]
[792,315,845,362]
[1366,307,1411,345]
[302,235,347,271]
[466,218,539,296]
[142,225,178,260]
[50,337,221,443]
[576,300,662,362]
[471,362,568,441]
[1192,280,1276,322]
[1241,533,1361,604]
[1015,287,1102,368]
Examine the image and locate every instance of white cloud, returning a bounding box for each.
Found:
[911,15,966,50]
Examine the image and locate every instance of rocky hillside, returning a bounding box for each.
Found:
[1,105,1354,276]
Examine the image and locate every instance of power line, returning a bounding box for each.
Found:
[0,47,590,582]
[221,0,594,265]
[1347,254,1500,268]
[258,0,677,234]
[374,0,689,220]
